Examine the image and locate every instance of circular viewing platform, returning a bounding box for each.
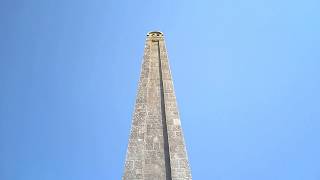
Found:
[147,31,164,37]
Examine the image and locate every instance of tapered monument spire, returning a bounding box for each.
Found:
[123,31,192,180]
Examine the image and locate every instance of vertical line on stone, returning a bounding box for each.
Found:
[157,40,172,180]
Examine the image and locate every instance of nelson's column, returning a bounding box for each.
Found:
[123,31,192,180]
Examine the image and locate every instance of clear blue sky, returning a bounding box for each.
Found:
[1,0,320,179]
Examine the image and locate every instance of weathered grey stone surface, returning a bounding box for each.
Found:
[123,31,192,180]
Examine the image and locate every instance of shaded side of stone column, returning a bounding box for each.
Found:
[159,39,192,180]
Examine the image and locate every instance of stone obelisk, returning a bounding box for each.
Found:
[123,31,192,180]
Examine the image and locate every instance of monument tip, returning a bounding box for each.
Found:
[147,31,164,36]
